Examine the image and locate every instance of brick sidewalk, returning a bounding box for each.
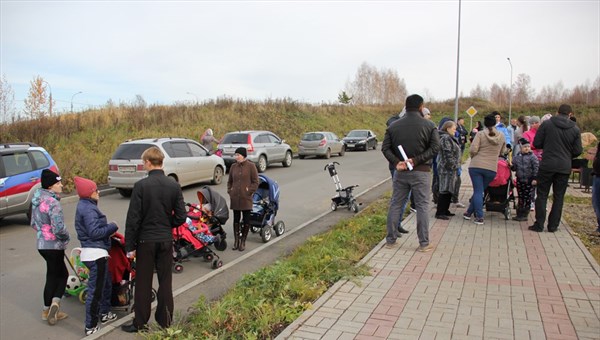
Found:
[278,172,599,340]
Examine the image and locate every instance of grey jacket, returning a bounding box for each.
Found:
[511,152,539,183]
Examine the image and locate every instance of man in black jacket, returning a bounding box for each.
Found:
[529,104,582,232]
[382,94,440,252]
[122,146,187,332]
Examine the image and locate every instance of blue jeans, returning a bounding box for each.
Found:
[466,168,497,219]
[386,170,431,246]
[592,175,600,229]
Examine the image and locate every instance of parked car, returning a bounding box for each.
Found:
[217,131,293,173]
[108,137,225,197]
[342,130,378,151]
[0,143,59,221]
[298,131,345,159]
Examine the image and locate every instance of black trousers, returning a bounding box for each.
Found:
[534,171,569,231]
[134,241,173,328]
[38,249,68,307]
[233,210,251,225]
[436,192,452,216]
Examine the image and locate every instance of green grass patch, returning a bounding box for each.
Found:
[141,195,390,339]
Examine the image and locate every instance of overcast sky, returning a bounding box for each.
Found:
[1,0,599,113]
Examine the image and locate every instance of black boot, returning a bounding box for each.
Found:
[513,208,528,221]
[232,223,240,250]
[239,224,250,251]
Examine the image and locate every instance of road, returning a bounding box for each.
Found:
[0,149,391,340]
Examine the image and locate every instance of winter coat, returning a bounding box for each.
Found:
[382,111,440,172]
[30,188,70,250]
[456,123,469,148]
[227,159,259,211]
[511,152,539,183]
[496,123,513,148]
[437,132,461,194]
[533,114,583,174]
[75,198,118,250]
[125,169,187,252]
[469,128,507,172]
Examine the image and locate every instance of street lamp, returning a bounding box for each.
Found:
[71,91,83,113]
[42,80,53,116]
[453,0,462,122]
[186,92,199,105]
[507,57,513,123]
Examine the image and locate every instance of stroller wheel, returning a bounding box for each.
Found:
[211,259,223,269]
[214,239,228,251]
[351,201,359,213]
[331,202,338,211]
[261,227,272,243]
[203,253,214,262]
[274,221,285,236]
[504,207,511,220]
[172,263,184,274]
[78,288,88,304]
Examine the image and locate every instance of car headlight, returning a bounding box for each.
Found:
[357,140,366,144]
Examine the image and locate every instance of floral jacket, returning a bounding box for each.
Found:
[31,188,70,250]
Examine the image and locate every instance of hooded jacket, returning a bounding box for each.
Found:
[533,114,582,174]
[75,198,118,250]
[30,188,70,250]
[511,151,539,182]
[469,128,507,172]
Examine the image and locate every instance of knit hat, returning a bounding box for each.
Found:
[41,169,61,189]
[74,176,97,198]
[484,114,496,128]
[519,138,530,147]
[234,147,247,158]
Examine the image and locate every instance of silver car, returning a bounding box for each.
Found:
[298,131,345,159]
[217,131,293,173]
[108,138,225,197]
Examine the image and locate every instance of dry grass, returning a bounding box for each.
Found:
[562,196,600,264]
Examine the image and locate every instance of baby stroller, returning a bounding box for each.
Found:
[107,232,156,313]
[324,162,360,213]
[248,174,286,242]
[64,248,89,303]
[484,156,516,220]
[173,187,228,272]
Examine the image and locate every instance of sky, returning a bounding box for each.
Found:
[1,0,599,113]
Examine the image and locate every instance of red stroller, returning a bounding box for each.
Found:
[172,187,228,272]
[484,157,516,220]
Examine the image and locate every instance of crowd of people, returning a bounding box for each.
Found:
[382,95,594,252]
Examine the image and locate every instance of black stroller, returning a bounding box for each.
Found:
[324,162,360,213]
[248,175,286,242]
[484,157,516,220]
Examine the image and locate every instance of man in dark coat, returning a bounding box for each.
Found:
[382,94,440,252]
[529,104,582,232]
[122,146,187,332]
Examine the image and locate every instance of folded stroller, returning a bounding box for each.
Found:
[173,187,228,272]
[484,157,516,220]
[324,162,360,212]
[248,175,285,242]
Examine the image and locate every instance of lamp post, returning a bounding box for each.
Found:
[71,91,83,113]
[453,0,462,122]
[186,92,199,105]
[507,57,513,123]
[42,80,53,116]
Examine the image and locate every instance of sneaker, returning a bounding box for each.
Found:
[417,244,434,252]
[473,218,484,225]
[100,311,117,324]
[384,241,399,249]
[463,212,471,220]
[530,203,535,211]
[47,301,60,325]
[455,202,466,208]
[85,325,100,336]
[409,207,417,213]
[42,309,68,321]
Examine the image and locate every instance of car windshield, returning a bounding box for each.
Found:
[221,133,248,144]
[302,133,324,141]
[112,143,154,160]
[347,130,368,138]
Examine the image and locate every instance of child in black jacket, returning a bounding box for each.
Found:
[511,138,539,221]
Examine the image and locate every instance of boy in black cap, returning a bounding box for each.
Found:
[511,138,539,221]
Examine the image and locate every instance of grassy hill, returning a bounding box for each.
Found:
[1,97,598,191]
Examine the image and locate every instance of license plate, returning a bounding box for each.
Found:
[119,165,136,173]
[347,144,355,148]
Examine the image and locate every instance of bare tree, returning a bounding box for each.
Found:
[0,74,16,123]
[470,84,489,100]
[489,83,508,106]
[346,62,407,105]
[513,73,534,104]
[23,76,53,120]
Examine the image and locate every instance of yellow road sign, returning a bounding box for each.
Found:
[466,106,477,117]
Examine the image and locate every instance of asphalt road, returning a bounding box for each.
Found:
[0,148,391,340]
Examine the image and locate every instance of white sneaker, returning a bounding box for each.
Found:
[85,325,99,336]
[455,202,466,208]
[100,311,117,324]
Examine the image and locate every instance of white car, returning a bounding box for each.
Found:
[108,138,225,197]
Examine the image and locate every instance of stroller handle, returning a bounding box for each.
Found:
[323,161,340,171]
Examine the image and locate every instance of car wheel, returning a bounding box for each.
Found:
[118,189,132,197]
[257,155,268,173]
[339,145,345,157]
[282,151,292,167]
[168,174,179,183]
[373,140,377,150]
[211,166,224,185]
